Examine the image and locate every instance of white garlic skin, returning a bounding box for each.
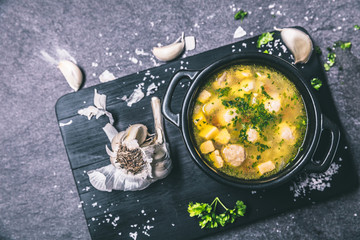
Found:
[152,34,185,61]
[276,27,313,64]
[58,60,83,91]
[87,97,172,192]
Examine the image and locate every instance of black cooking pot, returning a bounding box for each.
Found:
[162,53,340,189]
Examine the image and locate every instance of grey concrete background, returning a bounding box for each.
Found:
[0,0,359,239]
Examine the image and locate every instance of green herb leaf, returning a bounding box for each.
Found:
[255,142,270,153]
[315,46,322,55]
[334,41,352,50]
[257,32,274,48]
[261,86,273,99]
[215,87,231,97]
[340,41,351,49]
[234,9,248,21]
[188,202,212,217]
[263,49,269,54]
[354,25,360,30]
[324,51,336,71]
[188,197,246,229]
[311,77,322,90]
[324,63,330,71]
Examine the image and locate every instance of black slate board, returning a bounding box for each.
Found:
[55,27,358,240]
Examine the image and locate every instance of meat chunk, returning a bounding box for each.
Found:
[214,108,238,127]
[213,72,228,89]
[246,128,259,142]
[221,144,246,167]
[264,98,281,112]
[279,123,295,141]
[240,80,255,92]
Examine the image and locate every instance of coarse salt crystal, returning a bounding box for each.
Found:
[233,26,247,39]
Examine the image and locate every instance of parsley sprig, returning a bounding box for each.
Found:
[234,10,248,21]
[188,197,246,229]
[311,77,322,91]
[324,40,352,71]
[257,32,274,48]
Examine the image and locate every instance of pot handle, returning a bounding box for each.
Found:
[305,115,340,172]
[162,70,199,127]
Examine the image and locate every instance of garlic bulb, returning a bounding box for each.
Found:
[152,33,185,61]
[275,27,313,64]
[87,97,172,192]
[58,60,83,91]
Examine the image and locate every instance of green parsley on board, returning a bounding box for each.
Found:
[257,32,274,48]
[315,46,322,55]
[334,41,352,50]
[323,40,352,71]
[324,52,336,71]
[311,77,322,91]
[188,197,246,229]
[234,10,248,21]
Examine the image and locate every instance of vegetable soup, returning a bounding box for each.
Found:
[191,64,307,179]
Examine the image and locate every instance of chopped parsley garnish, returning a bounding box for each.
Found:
[315,46,322,55]
[188,197,246,229]
[263,49,269,54]
[238,128,248,144]
[324,52,336,71]
[222,94,275,131]
[261,86,273,99]
[255,142,270,153]
[311,77,322,90]
[257,32,274,48]
[354,25,360,30]
[215,87,231,97]
[324,40,352,71]
[234,9,248,21]
[334,41,352,50]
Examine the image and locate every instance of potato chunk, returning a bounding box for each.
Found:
[222,144,246,167]
[199,125,219,140]
[257,161,275,175]
[214,129,231,145]
[199,140,215,154]
[198,90,212,103]
[193,111,207,129]
[209,150,224,168]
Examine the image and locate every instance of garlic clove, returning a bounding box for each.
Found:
[152,33,185,61]
[58,60,83,91]
[275,27,313,64]
[123,124,148,145]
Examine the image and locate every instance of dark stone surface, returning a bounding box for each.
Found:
[0,0,359,239]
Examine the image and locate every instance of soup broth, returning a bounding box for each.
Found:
[191,64,307,179]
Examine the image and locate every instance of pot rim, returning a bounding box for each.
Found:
[180,52,322,189]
